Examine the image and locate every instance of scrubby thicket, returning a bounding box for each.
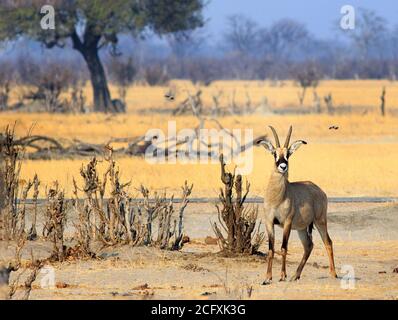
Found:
[0,127,194,299]
[0,126,264,299]
[0,131,194,256]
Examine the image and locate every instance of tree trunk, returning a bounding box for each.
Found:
[82,47,113,112]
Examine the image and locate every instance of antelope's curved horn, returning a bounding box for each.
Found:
[284,126,292,148]
[269,126,280,147]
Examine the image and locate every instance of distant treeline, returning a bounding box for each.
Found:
[1,8,398,87]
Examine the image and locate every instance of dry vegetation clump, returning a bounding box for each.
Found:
[138,181,193,250]
[0,125,27,241]
[0,237,44,300]
[72,154,193,251]
[213,154,264,255]
[43,182,68,262]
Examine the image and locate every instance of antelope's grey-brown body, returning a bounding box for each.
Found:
[256,126,337,284]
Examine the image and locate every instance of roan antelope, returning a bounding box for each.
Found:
[256,126,337,284]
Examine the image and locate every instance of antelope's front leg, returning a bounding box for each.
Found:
[263,222,275,285]
[280,220,292,281]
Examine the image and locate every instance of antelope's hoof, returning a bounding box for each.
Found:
[290,275,300,282]
[262,279,272,286]
[279,275,287,282]
[330,272,338,279]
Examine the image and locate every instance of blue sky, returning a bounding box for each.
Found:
[205,0,398,38]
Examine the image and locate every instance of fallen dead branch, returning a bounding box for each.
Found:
[1,126,265,162]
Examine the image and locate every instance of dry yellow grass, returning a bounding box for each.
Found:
[105,79,398,112]
[2,79,398,198]
[1,112,397,143]
[8,79,398,112]
[19,143,398,198]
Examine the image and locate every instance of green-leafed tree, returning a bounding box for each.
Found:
[0,0,205,112]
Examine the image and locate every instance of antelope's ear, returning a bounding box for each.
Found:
[255,137,275,154]
[288,140,307,156]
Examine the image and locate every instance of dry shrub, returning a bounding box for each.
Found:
[143,63,170,86]
[0,126,41,242]
[0,61,14,111]
[108,56,137,104]
[72,154,193,251]
[0,125,23,241]
[213,154,264,255]
[1,238,43,300]
[138,181,193,250]
[44,182,67,262]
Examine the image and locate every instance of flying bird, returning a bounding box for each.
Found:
[164,91,175,101]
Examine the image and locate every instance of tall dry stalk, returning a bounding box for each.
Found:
[27,174,40,240]
[45,182,67,262]
[0,125,23,241]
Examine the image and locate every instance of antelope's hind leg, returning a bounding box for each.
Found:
[316,222,337,278]
[291,228,313,281]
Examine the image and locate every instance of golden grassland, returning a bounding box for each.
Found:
[2,79,398,198]
[113,79,398,112]
[1,113,396,198]
[8,79,398,112]
[1,112,398,144]
[18,143,398,198]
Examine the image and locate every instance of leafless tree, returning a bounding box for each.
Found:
[107,56,137,105]
[291,62,321,107]
[260,19,309,61]
[224,15,260,56]
[343,8,387,60]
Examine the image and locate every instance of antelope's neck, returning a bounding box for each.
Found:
[265,171,289,206]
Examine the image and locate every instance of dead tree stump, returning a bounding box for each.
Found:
[380,87,386,117]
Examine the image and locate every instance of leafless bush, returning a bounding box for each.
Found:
[142,63,170,86]
[2,238,44,300]
[73,155,192,250]
[16,57,83,113]
[108,56,137,104]
[69,87,88,114]
[138,181,193,250]
[44,182,67,262]
[324,93,334,114]
[291,62,321,107]
[213,154,264,255]
[0,126,41,242]
[0,61,14,111]
[0,125,23,241]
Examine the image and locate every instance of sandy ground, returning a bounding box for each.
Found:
[1,202,398,300]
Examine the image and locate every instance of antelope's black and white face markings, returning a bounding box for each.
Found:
[273,148,289,174]
[255,126,307,175]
